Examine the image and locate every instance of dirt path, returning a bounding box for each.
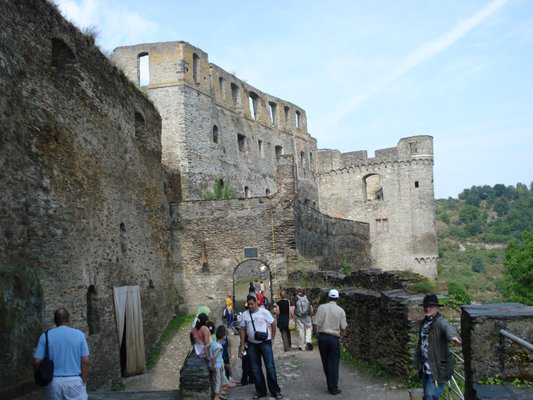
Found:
[123,319,411,399]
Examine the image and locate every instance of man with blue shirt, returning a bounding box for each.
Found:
[33,308,90,400]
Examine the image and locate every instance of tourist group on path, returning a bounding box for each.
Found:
[31,291,459,400]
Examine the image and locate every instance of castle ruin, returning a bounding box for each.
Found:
[0,1,436,396]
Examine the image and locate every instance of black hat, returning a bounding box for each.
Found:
[420,294,440,307]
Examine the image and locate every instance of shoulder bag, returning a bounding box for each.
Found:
[35,330,54,387]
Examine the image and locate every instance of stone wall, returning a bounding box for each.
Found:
[0,1,176,397]
[461,303,533,400]
[294,203,370,271]
[315,136,438,277]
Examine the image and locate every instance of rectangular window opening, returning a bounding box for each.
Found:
[268,102,277,126]
[138,53,149,86]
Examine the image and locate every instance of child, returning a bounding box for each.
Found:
[210,325,228,399]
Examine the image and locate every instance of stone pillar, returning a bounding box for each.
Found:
[461,303,533,400]
[179,352,211,400]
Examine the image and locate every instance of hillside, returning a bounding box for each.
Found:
[435,183,533,303]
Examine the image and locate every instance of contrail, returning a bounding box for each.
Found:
[331,0,510,122]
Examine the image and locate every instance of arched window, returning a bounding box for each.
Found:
[364,174,384,201]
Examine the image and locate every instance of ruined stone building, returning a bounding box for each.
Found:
[0,1,436,397]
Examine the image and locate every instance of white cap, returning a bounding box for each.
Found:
[328,289,339,299]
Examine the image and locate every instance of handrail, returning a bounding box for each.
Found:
[500,329,533,351]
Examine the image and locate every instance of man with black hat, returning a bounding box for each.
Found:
[414,294,461,400]
[313,289,347,396]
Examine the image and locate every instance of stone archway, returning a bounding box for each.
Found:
[232,258,275,313]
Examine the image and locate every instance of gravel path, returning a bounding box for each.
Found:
[122,319,411,400]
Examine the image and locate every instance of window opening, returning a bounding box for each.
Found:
[409,142,418,154]
[219,77,225,99]
[414,181,419,188]
[134,112,146,143]
[51,38,75,72]
[258,140,264,157]
[275,145,283,160]
[231,83,239,106]
[376,218,389,233]
[237,134,246,152]
[309,152,313,168]
[284,106,290,124]
[138,52,149,86]
[364,174,384,201]
[249,92,258,120]
[300,151,305,168]
[268,102,277,125]
[87,285,100,335]
[213,125,219,143]
[192,53,199,83]
[295,110,301,128]
[244,186,250,198]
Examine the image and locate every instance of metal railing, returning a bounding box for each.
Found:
[500,329,533,351]
[443,349,465,400]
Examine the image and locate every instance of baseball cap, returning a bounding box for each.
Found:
[328,289,339,299]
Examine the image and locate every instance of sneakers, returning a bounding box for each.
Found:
[305,342,313,351]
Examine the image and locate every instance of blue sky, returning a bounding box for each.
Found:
[56,0,533,199]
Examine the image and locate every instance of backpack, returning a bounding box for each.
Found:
[296,296,310,317]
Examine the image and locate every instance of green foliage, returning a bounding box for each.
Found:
[478,376,503,385]
[511,378,533,388]
[146,314,191,370]
[202,179,238,200]
[340,347,388,378]
[446,282,471,307]
[408,280,436,294]
[500,231,533,305]
[341,259,352,275]
[436,183,533,303]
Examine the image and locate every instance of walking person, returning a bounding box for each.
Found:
[276,290,292,351]
[294,287,313,350]
[239,295,283,399]
[33,307,90,400]
[313,289,347,396]
[414,294,461,400]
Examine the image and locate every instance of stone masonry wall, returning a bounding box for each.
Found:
[112,42,319,204]
[316,136,438,277]
[461,303,533,400]
[0,1,176,397]
[294,203,371,271]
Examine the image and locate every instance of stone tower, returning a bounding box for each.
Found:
[315,136,438,276]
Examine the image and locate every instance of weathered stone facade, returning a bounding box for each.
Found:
[0,1,176,396]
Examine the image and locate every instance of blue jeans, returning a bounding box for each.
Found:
[423,373,445,400]
[247,340,281,397]
[226,312,234,328]
[317,333,341,393]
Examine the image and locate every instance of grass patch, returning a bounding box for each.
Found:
[146,314,192,370]
[340,347,388,378]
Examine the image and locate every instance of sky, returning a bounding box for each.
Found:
[55,0,533,199]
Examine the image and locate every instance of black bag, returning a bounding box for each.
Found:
[249,310,269,342]
[35,330,54,387]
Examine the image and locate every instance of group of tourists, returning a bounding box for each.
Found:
[31,291,459,400]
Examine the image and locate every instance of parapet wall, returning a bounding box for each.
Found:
[461,303,533,400]
[0,1,176,397]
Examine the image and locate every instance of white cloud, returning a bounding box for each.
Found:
[329,0,511,123]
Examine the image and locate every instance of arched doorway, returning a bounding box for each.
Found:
[232,259,274,313]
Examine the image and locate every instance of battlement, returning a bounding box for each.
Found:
[316,135,433,174]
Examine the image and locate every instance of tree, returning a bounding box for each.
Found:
[501,231,533,305]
